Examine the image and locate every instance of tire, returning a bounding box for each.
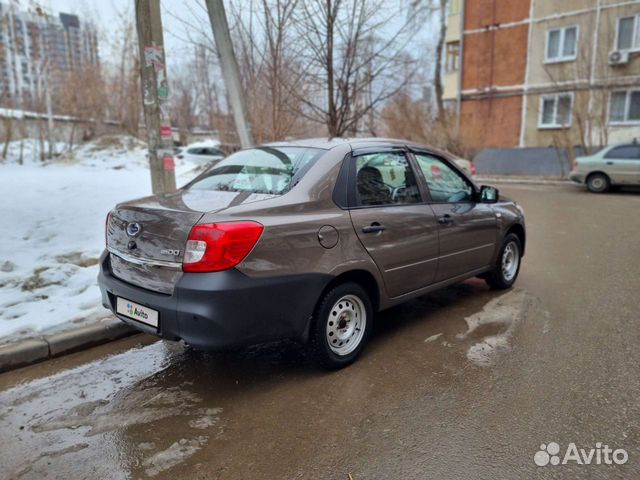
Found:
[484,233,522,290]
[308,282,372,369]
[586,173,610,193]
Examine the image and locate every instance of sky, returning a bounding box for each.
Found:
[37,0,438,89]
[42,0,201,63]
[41,0,435,63]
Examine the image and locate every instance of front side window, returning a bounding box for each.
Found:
[609,90,640,123]
[186,146,323,195]
[354,152,421,206]
[539,94,573,128]
[617,15,640,51]
[546,26,578,62]
[414,153,474,203]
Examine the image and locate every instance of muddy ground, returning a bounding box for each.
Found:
[1,184,639,479]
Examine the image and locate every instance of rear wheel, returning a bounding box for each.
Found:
[586,173,610,193]
[484,233,522,290]
[308,282,372,369]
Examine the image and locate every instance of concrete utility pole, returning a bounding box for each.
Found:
[204,0,253,148]
[135,0,176,194]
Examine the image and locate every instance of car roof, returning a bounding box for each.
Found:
[263,137,447,153]
[187,141,221,148]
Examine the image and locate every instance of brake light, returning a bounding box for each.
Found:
[470,161,476,176]
[105,211,112,247]
[183,222,264,272]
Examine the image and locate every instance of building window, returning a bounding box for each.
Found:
[616,15,640,51]
[445,41,460,72]
[609,90,640,124]
[545,26,578,63]
[539,94,573,129]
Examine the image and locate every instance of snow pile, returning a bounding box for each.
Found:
[0,138,68,165]
[61,134,149,169]
[0,135,202,341]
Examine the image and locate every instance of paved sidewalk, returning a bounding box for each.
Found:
[475,175,573,186]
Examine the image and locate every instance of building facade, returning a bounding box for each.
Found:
[443,0,463,107]
[0,3,99,102]
[448,0,640,149]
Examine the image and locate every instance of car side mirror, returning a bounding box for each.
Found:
[480,185,499,203]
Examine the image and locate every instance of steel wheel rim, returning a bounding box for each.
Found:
[501,241,519,282]
[326,294,366,356]
[591,177,604,189]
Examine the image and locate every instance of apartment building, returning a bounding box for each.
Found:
[443,0,463,106]
[0,3,99,101]
[447,0,640,149]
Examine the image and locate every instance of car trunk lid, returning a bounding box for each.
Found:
[106,189,263,294]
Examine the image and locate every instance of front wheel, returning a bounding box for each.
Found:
[308,282,372,369]
[484,233,522,289]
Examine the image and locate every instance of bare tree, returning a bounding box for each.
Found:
[56,66,106,148]
[229,0,313,142]
[103,7,143,135]
[542,15,618,163]
[170,70,199,144]
[409,0,448,120]
[293,0,418,138]
[381,89,470,157]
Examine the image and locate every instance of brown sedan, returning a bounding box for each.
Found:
[98,138,526,368]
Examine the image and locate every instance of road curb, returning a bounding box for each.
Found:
[0,319,138,373]
[475,176,573,186]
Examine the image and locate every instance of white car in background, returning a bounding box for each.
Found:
[176,142,225,165]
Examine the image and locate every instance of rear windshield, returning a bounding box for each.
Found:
[185,146,324,195]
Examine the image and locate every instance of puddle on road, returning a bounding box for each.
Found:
[458,290,529,367]
[421,289,533,367]
[0,341,223,479]
[142,435,208,477]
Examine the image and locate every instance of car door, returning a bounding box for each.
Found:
[603,145,640,185]
[411,151,498,282]
[348,148,440,298]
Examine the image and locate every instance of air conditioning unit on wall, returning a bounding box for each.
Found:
[608,50,630,66]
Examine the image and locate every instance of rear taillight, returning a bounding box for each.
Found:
[182,222,264,272]
[470,161,476,176]
[105,211,112,247]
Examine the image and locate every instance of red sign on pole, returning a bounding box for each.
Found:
[160,125,172,138]
[163,154,175,171]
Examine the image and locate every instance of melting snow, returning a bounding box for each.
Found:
[459,290,527,367]
[0,135,202,340]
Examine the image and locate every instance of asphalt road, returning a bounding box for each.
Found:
[1,184,639,480]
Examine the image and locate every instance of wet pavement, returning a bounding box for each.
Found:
[1,184,639,479]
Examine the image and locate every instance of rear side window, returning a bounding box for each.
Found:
[354,152,421,206]
[604,146,640,159]
[186,147,324,195]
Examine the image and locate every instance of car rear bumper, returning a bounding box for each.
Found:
[97,250,331,350]
[569,171,585,184]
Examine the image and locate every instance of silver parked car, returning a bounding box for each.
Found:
[569,142,640,193]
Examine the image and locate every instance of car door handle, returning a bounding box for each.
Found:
[362,223,385,234]
[606,161,614,165]
[438,214,454,225]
